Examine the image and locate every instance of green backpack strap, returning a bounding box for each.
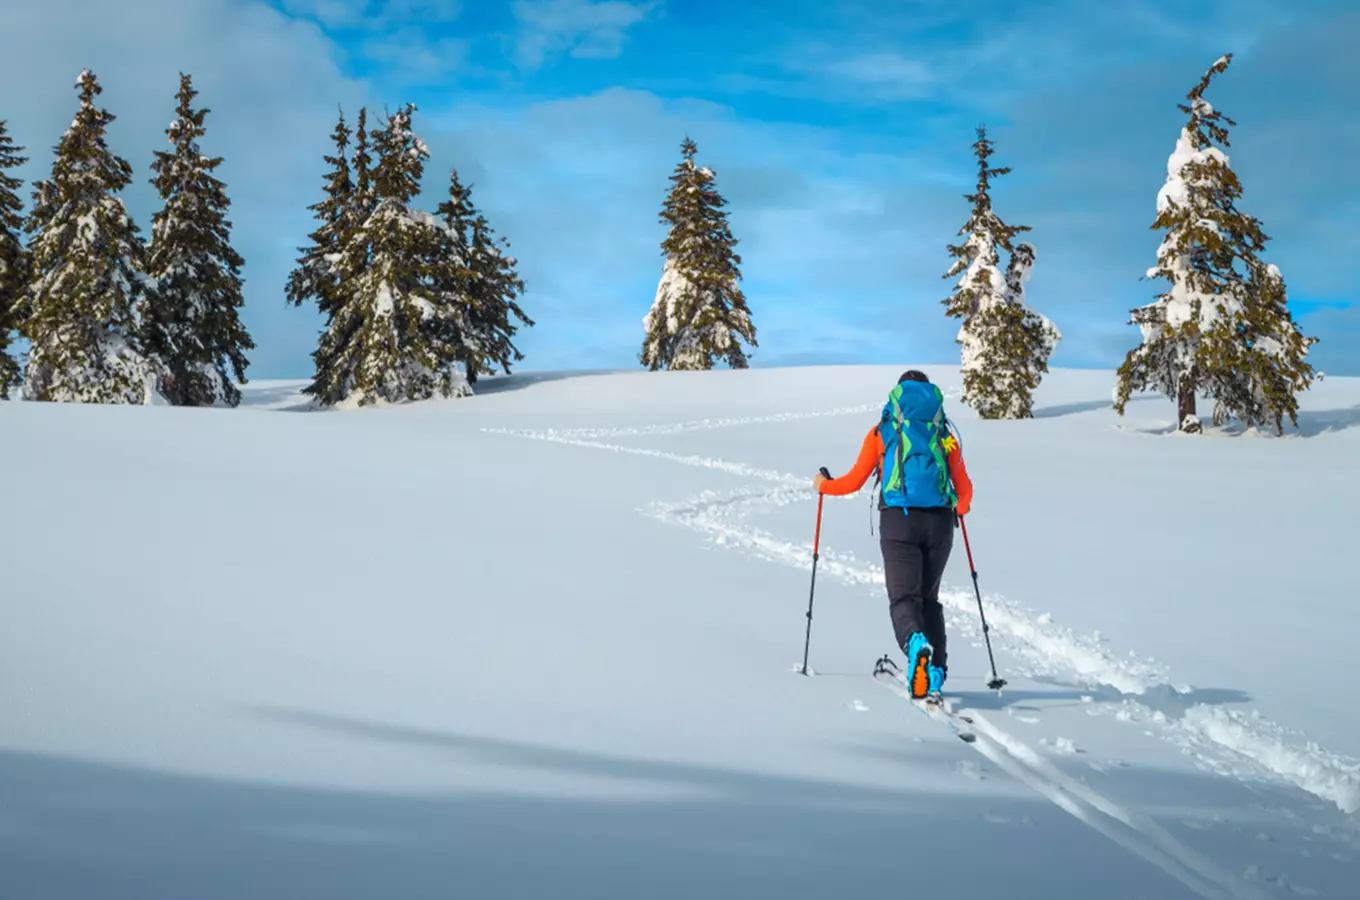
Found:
[927,397,958,505]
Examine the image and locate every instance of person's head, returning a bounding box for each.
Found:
[898,369,930,385]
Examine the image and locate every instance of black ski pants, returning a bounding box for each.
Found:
[879,506,954,669]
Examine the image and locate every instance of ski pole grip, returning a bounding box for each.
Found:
[819,467,831,478]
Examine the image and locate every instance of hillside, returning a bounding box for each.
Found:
[2,365,1358,899]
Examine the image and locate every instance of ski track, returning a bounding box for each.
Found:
[487,413,1360,837]
[875,678,1271,900]
[490,404,879,439]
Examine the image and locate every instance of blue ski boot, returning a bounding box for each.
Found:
[926,664,947,705]
[904,632,933,699]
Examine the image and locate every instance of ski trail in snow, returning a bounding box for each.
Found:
[876,678,1268,900]
[488,413,1360,816]
[960,707,1277,900]
[481,428,808,486]
[1178,706,1360,817]
[492,404,878,439]
[651,486,1360,815]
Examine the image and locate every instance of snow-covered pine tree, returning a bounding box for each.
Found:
[641,137,756,370]
[942,126,1060,418]
[286,107,353,323]
[433,167,532,384]
[351,106,375,227]
[21,69,159,404]
[306,103,467,407]
[144,73,254,407]
[466,212,531,381]
[0,119,28,398]
[1114,54,1317,435]
[286,105,375,328]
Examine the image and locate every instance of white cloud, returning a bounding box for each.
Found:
[360,28,470,84]
[765,0,1301,109]
[0,0,373,377]
[276,0,468,86]
[279,0,463,29]
[512,0,658,70]
[822,52,936,99]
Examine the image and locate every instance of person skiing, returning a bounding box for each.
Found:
[813,370,972,700]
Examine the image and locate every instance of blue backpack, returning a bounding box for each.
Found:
[876,380,959,510]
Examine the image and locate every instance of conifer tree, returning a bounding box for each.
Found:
[942,126,1059,418]
[0,120,28,397]
[144,73,254,407]
[351,106,375,227]
[306,103,467,406]
[22,69,159,404]
[1114,54,1317,434]
[287,105,376,336]
[641,136,755,370]
[434,168,531,384]
[286,108,353,323]
[466,212,531,381]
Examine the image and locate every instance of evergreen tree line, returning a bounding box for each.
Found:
[644,53,1319,435]
[284,102,530,406]
[0,69,252,405]
[0,70,532,408]
[0,55,1321,433]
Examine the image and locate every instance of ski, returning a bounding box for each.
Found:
[872,655,977,743]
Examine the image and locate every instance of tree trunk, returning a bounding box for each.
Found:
[1177,379,1200,433]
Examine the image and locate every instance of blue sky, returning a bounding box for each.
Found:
[1,0,1356,378]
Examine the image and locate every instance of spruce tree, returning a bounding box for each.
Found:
[144,73,254,407]
[287,106,375,327]
[286,108,353,323]
[351,107,375,227]
[467,212,531,381]
[942,126,1060,418]
[434,168,531,385]
[22,69,159,404]
[0,120,28,398]
[1114,54,1317,435]
[641,136,756,370]
[306,103,467,406]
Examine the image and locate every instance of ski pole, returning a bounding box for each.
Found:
[959,515,1007,691]
[800,467,831,676]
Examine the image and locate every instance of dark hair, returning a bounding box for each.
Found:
[898,369,930,384]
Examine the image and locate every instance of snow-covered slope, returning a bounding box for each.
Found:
[2,365,1357,899]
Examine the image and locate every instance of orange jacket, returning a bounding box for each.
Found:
[818,424,973,516]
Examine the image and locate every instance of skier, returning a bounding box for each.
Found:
[813,370,973,700]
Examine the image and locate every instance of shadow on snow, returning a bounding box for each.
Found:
[5,705,1356,900]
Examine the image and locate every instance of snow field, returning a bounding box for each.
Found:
[2,364,1357,899]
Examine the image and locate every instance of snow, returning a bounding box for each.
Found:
[1157,129,1231,216]
[2,364,1359,898]
[374,280,395,317]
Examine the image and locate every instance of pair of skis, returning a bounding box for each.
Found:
[872,654,977,743]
